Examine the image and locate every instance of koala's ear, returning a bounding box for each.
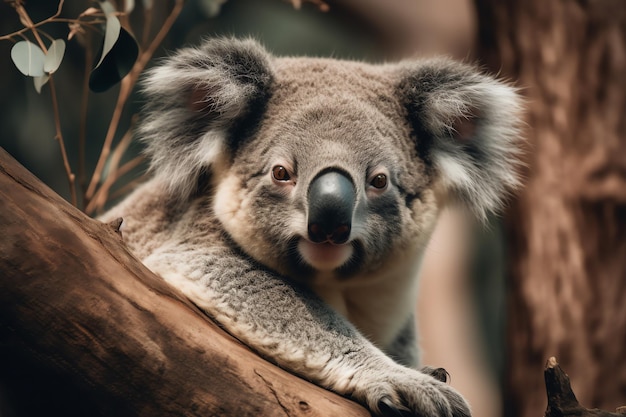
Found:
[399,58,524,220]
[139,37,273,200]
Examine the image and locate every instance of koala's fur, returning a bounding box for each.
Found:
[101,38,522,417]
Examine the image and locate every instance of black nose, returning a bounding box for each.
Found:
[307,170,355,244]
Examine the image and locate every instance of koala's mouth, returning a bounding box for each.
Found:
[297,238,353,272]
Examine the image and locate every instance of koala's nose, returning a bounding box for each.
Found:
[307,170,355,244]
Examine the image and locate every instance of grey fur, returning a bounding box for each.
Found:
[102,37,523,417]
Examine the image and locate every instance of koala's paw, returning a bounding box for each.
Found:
[358,366,471,417]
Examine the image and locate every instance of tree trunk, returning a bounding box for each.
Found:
[474,1,626,417]
[0,147,369,417]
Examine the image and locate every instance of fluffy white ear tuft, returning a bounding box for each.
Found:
[138,37,273,201]
[400,58,524,220]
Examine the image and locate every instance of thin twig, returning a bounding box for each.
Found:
[84,77,131,203]
[112,115,138,162]
[1,17,104,43]
[78,30,93,208]
[17,10,47,52]
[49,77,78,206]
[138,0,184,71]
[141,5,153,49]
[0,0,65,42]
[116,156,144,178]
[85,0,184,204]
[13,2,77,206]
[85,119,136,214]
[86,155,144,215]
[108,175,147,201]
[39,31,55,43]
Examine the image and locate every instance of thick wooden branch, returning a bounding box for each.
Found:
[544,357,626,417]
[0,147,369,417]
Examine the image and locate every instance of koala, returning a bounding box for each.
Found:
[101,38,522,417]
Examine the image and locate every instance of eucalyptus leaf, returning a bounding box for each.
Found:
[11,41,45,77]
[99,0,117,16]
[89,26,139,92]
[34,74,50,94]
[44,39,66,74]
[125,0,135,13]
[94,1,121,70]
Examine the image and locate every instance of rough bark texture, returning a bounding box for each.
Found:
[474,1,626,417]
[0,147,369,417]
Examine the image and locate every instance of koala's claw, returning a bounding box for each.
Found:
[378,396,410,417]
[420,366,451,383]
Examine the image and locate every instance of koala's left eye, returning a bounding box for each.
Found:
[272,165,291,181]
[370,173,388,189]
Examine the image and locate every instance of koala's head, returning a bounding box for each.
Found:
[140,38,522,282]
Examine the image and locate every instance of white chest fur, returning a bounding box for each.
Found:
[311,251,424,349]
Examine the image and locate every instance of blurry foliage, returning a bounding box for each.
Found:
[1,0,183,212]
[0,0,382,213]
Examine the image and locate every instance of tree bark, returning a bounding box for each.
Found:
[474,1,626,417]
[0,147,369,417]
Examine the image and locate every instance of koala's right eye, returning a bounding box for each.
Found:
[272,165,291,181]
[370,173,388,189]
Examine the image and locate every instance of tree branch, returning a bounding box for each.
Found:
[544,357,626,417]
[0,147,369,417]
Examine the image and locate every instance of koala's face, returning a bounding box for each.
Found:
[140,39,522,283]
[212,59,439,281]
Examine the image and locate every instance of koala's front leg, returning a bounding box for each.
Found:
[143,246,470,417]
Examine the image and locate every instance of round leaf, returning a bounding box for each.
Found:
[11,41,45,77]
[44,39,66,74]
